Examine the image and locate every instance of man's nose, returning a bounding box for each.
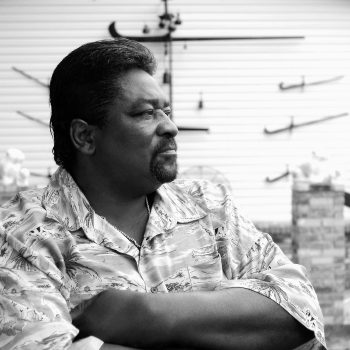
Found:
[156,112,178,137]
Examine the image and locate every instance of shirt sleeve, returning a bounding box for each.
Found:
[213,199,327,349]
[0,222,79,349]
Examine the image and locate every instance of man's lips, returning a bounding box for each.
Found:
[158,149,177,155]
[156,140,177,155]
[157,145,177,154]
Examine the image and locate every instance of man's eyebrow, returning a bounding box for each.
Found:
[129,98,170,109]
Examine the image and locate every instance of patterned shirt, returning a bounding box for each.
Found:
[0,167,326,349]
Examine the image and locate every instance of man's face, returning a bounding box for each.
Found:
[93,68,178,193]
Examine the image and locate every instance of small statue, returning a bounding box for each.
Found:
[292,150,342,185]
[0,148,30,189]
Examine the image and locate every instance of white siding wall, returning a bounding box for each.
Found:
[1,0,349,222]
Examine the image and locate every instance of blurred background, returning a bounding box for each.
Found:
[0,0,349,348]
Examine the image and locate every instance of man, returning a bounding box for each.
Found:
[0,39,326,350]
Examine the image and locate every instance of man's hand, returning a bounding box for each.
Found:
[72,289,152,345]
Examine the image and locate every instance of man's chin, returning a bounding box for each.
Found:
[151,161,178,184]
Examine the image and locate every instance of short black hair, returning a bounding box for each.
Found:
[49,38,157,171]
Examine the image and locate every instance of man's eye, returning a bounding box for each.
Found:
[163,108,172,116]
[144,110,154,116]
[134,108,171,118]
[135,110,154,117]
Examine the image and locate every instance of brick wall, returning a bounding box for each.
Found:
[345,228,350,324]
[292,181,346,325]
[256,186,350,327]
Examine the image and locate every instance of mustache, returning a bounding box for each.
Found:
[154,138,177,154]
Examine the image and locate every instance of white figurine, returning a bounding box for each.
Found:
[0,148,30,189]
[292,150,341,185]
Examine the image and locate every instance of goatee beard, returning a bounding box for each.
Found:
[150,138,178,183]
[150,160,178,183]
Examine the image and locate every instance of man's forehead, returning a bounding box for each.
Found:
[116,69,168,107]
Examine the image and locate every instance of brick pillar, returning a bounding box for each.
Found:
[292,181,345,324]
[346,226,350,324]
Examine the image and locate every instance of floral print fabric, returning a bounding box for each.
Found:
[0,167,326,349]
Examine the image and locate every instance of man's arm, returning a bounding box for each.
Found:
[74,182,325,349]
[72,287,314,350]
[0,228,80,349]
[100,346,140,350]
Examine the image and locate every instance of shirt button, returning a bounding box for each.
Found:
[150,287,157,293]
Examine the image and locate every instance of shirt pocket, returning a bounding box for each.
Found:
[188,243,225,291]
[152,244,224,293]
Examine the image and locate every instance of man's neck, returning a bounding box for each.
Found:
[70,165,154,244]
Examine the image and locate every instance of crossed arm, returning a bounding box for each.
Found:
[72,287,314,350]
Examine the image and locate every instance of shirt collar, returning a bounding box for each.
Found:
[156,181,208,224]
[144,180,208,241]
[42,167,95,236]
[42,167,207,245]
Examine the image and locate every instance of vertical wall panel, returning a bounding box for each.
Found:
[0,0,349,221]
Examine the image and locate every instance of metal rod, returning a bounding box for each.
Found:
[108,22,304,42]
[169,35,173,114]
[265,170,290,183]
[12,66,49,88]
[30,171,52,178]
[345,192,350,207]
[171,36,305,41]
[264,113,348,135]
[16,111,49,127]
[178,126,210,132]
[163,0,169,16]
[279,75,344,91]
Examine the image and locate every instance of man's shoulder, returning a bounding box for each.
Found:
[0,187,47,235]
[1,187,45,211]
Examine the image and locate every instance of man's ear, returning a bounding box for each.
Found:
[70,119,97,155]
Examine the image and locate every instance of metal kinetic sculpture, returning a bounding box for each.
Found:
[108,0,304,130]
